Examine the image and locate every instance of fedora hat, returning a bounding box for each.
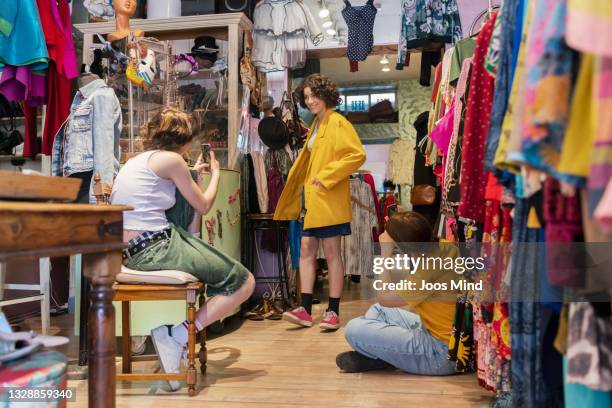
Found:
[258,116,289,150]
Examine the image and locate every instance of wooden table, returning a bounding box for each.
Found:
[0,201,129,408]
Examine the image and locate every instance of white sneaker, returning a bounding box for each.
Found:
[150,325,183,391]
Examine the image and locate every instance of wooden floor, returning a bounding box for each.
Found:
[25,281,493,408]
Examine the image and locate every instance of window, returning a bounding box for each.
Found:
[346,95,370,112]
[336,85,398,116]
[370,92,396,108]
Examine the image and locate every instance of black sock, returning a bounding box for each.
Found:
[327,297,340,315]
[301,293,313,315]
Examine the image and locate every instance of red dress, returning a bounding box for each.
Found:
[457,12,498,223]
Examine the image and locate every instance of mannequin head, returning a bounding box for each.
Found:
[112,0,137,17]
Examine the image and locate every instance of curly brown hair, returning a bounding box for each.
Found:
[142,107,195,151]
[295,74,342,110]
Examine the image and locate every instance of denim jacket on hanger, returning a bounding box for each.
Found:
[52,78,122,203]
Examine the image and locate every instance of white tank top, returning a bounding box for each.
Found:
[110,150,176,231]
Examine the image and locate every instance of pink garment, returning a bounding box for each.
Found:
[594,179,612,233]
[430,103,455,191]
[0,66,47,107]
[430,104,455,156]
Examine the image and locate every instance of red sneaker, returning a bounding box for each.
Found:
[319,311,340,330]
[282,306,313,327]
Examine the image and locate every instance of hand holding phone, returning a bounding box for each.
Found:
[201,143,212,164]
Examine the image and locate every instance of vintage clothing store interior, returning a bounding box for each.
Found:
[0,0,611,407]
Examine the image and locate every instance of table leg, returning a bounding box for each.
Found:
[83,251,121,408]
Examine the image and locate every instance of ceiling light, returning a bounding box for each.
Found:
[326,28,336,36]
[322,20,333,28]
[319,8,330,18]
[382,66,391,72]
[380,55,389,64]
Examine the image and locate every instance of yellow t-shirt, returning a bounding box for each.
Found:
[395,245,461,343]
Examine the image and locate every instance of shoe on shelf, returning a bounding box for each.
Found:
[336,351,393,373]
[150,325,183,391]
[282,306,313,327]
[319,310,340,331]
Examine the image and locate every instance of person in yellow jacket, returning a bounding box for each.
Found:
[274,74,366,330]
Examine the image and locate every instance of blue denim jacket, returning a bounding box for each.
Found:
[52,79,122,203]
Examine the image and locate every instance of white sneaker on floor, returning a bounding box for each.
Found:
[150,325,183,391]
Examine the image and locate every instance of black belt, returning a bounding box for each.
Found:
[122,229,171,261]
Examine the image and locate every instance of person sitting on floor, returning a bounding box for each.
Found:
[336,211,459,375]
[111,107,255,391]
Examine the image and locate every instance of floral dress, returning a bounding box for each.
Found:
[396,0,463,68]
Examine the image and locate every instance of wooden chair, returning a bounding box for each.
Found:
[93,174,207,396]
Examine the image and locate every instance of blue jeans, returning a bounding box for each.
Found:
[344,304,457,376]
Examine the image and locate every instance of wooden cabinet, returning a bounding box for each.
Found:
[74,13,252,170]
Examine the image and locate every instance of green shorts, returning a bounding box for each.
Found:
[124,170,249,297]
[124,225,249,297]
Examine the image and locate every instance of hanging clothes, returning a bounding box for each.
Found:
[251,151,269,213]
[566,302,612,392]
[566,0,612,57]
[341,0,377,73]
[587,56,612,215]
[252,0,323,72]
[0,0,48,71]
[387,138,413,186]
[485,0,522,174]
[519,0,578,184]
[396,0,462,69]
[457,12,498,223]
[342,178,378,277]
[441,57,472,218]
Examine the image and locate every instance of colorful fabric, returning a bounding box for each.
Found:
[558,54,594,184]
[396,0,462,68]
[519,0,578,184]
[485,0,522,174]
[566,302,612,391]
[0,351,66,389]
[0,0,48,71]
[0,66,46,107]
[448,295,476,373]
[588,56,612,214]
[457,12,498,223]
[485,8,503,76]
[35,0,78,80]
[441,57,472,217]
[543,178,584,288]
[494,0,533,173]
[566,0,612,57]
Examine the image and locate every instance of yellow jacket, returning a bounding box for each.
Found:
[274,110,366,229]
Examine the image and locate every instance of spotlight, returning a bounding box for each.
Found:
[380,55,389,64]
[322,20,333,28]
[319,8,330,18]
[382,66,390,72]
[326,28,336,35]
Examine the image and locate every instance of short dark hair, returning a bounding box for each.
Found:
[295,74,342,110]
[385,211,433,244]
[142,107,195,151]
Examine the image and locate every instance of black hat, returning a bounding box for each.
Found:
[191,36,219,65]
[258,117,289,150]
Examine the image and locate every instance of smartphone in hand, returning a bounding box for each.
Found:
[201,143,212,164]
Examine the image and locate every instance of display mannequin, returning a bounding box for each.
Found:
[108,0,143,42]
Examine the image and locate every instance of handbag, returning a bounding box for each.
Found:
[0,98,23,155]
[410,184,437,206]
